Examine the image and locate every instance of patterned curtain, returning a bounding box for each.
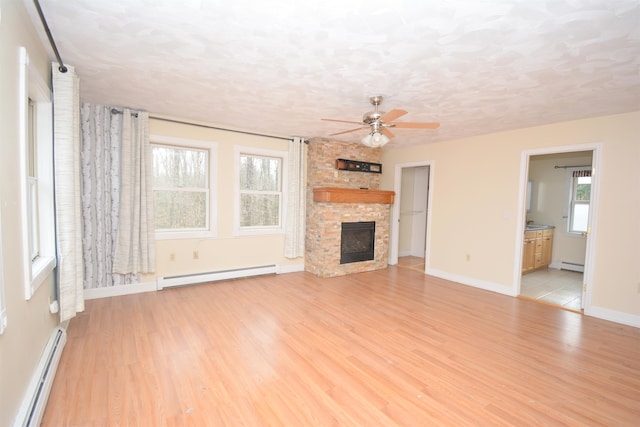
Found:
[80,103,153,288]
[284,137,306,258]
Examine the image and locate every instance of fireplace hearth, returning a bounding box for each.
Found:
[340,221,375,264]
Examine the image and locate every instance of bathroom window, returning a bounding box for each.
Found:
[568,169,591,234]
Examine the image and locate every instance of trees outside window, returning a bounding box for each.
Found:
[151,136,217,239]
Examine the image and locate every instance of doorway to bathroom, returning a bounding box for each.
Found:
[518,145,601,312]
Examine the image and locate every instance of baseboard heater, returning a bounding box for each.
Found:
[14,327,67,427]
[157,264,278,290]
[560,261,585,273]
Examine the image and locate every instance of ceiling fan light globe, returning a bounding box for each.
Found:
[372,132,389,147]
[362,132,389,147]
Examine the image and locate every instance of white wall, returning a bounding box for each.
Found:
[0,1,60,425]
[141,116,303,284]
[381,112,640,324]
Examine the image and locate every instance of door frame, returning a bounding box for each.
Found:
[389,160,434,271]
[515,142,602,312]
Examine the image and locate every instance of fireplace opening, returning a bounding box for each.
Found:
[340,221,375,264]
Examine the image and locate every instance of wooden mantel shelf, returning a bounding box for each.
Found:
[313,187,395,204]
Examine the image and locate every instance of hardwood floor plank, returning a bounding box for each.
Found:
[42,268,640,426]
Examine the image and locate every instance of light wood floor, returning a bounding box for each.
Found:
[43,267,640,426]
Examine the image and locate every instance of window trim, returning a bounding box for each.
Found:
[19,47,56,299]
[151,135,218,240]
[234,146,288,236]
[0,208,7,334]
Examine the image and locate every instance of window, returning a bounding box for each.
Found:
[152,136,217,239]
[235,147,287,235]
[19,47,56,299]
[568,169,591,234]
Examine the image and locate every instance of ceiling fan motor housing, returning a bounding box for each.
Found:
[363,111,383,124]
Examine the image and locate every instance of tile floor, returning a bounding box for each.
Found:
[520,268,583,311]
[397,257,583,312]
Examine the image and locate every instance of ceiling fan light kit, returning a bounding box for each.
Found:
[362,131,390,147]
[322,95,439,147]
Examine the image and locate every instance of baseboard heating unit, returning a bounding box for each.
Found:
[157,264,278,290]
[560,261,585,273]
[13,327,66,427]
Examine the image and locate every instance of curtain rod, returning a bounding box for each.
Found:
[111,108,138,118]
[554,165,592,169]
[33,0,67,73]
[150,115,306,143]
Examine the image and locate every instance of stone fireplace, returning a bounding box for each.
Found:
[305,138,394,278]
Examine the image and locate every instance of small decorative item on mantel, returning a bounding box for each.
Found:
[335,158,382,173]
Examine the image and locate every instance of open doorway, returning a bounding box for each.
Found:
[518,145,600,313]
[390,162,432,273]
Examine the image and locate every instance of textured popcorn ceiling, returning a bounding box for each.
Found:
[26,0,640,148]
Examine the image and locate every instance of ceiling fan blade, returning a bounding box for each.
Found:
[380,109,408,122]
[381,127,395,139]
[392,121,440,129]
[321,118,364,125]
[329,127,367,136]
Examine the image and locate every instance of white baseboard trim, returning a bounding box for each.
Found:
[83,281,157,300]
[398,250,412,257]
[426,268,517,297]
[278,263,305,274]
[84,264,306,299]
[586,306,640,328]
[13,327,66,427]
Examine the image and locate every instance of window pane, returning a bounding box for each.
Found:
[575,177,591,201]
[240,194,280,227]
[240,155,280,191]
[571,203,589,232]
[153,146,207,188]
[154,190,206,229]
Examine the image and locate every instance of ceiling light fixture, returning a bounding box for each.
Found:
[361,131,390,148]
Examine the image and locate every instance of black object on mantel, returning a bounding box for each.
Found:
[336,158,382,173]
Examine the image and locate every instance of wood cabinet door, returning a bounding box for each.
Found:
[542,235,553,266]
[522,238,536,272]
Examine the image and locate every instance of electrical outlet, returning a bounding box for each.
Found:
[193,251,199,260]
[170,253,175,261]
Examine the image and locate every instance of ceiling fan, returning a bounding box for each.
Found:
[321,95,440,147]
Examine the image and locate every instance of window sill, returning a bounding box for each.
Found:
[155,230,217,240]
[234,227,285,237]
[29,255,56,299]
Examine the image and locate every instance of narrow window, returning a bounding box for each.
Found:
[27,98,40,261]
[19,47,56,299]
[568,169,591,234]
[237,150,285,233]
